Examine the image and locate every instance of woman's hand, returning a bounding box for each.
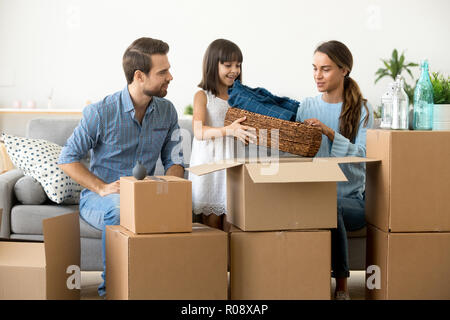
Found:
[225,116,257,145]
[304,118,335,141]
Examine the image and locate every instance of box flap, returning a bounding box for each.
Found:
[121,176,187,183]
[187,160,244,176]
[313,156,381,164]
[245,161,347,183]
[42,212,80,300]
[0,241,46,267]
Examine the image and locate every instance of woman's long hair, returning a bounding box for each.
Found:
[315,41,369,142]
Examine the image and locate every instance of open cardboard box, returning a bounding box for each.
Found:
[0,212,80,300]
[188,156,379,231]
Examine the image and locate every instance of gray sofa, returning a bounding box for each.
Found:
[0,117,366,272]
[0,117,194,271]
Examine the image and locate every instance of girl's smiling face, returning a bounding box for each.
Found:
[218,61,241,87]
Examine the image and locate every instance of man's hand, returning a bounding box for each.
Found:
[58,162,118,197]
[98,180,120,197]
[165,164,184,178]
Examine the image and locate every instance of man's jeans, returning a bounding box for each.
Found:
[332,197,366,279]
[79,192,120,297]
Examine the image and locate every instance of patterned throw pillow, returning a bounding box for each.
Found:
[2,133,82,204]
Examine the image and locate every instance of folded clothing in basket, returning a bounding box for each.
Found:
[227,80,299,121]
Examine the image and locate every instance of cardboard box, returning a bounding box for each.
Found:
[106,223,228,300]
[120,176,192,234]
[229,225,331,300]
[0,212,80,300]
[188,157,378,231]
[366,224,450,300]
[366,130,450,232]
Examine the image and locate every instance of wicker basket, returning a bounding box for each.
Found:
[224,107,322,157]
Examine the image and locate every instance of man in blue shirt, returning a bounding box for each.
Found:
[58,37,185,297]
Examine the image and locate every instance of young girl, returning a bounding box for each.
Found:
[296,40,373,300]
[188,39,256,230]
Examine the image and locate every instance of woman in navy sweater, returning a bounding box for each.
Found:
[296,40,373,300]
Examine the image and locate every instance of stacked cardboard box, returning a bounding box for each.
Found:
[106,176,228,300]
[189,157,378,300]
[365,130,450,299]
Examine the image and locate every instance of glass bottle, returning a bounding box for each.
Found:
[413,60,434,130]
[380,82,395,129]
[391,75,409,130]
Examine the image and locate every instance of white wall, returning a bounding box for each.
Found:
[0,0,449,114]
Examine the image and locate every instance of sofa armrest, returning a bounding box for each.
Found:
[0,169,24,238]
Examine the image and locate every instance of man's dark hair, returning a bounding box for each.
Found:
[122,37,169,84]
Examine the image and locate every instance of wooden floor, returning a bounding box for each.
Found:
[80,270,367,300]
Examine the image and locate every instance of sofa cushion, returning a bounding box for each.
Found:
[10,205,102,238]
[14,175,48,205]
[2,133,83,204]
[26,118,81,147]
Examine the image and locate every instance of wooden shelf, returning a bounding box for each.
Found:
[0,108,82,114]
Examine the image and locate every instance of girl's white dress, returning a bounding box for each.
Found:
[188,90,240,216]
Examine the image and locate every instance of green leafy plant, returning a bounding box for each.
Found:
[184,104,193,115]
[375,49,419,103]
[430,72,450,104]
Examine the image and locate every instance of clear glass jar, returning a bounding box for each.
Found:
[380,82,395,129]
[391,75,409,130]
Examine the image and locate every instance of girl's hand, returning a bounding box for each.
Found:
[304,118,335,141]
[226,116,257,145]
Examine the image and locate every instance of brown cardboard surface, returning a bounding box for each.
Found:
[366,130,450,232]
[0,242,46,267]
[366,224,450,300]
[106,223,228,300]
[0,212,80,300]
[105,225,129,300]
[0,266,47,299]
[42,212,81,300]
[229,227,331,300]
[186,160,243,176]
[120,176,192,234]
[245,162,347,183]
[313,156,381,164]
[227,165,338,231]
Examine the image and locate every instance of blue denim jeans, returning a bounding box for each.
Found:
[332,196,366,279]
[228,80,300,121]
[79,192,120,297]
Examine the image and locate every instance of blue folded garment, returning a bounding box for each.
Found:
[227,80,300,121]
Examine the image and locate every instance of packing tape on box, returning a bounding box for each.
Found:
[148,176,169,195]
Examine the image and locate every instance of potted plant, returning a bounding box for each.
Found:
[430,72,450,130]
[183,104,193,118]
[375,49,419,103]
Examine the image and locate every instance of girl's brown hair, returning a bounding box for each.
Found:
[198,39,243,96]
[315,40,369,142]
